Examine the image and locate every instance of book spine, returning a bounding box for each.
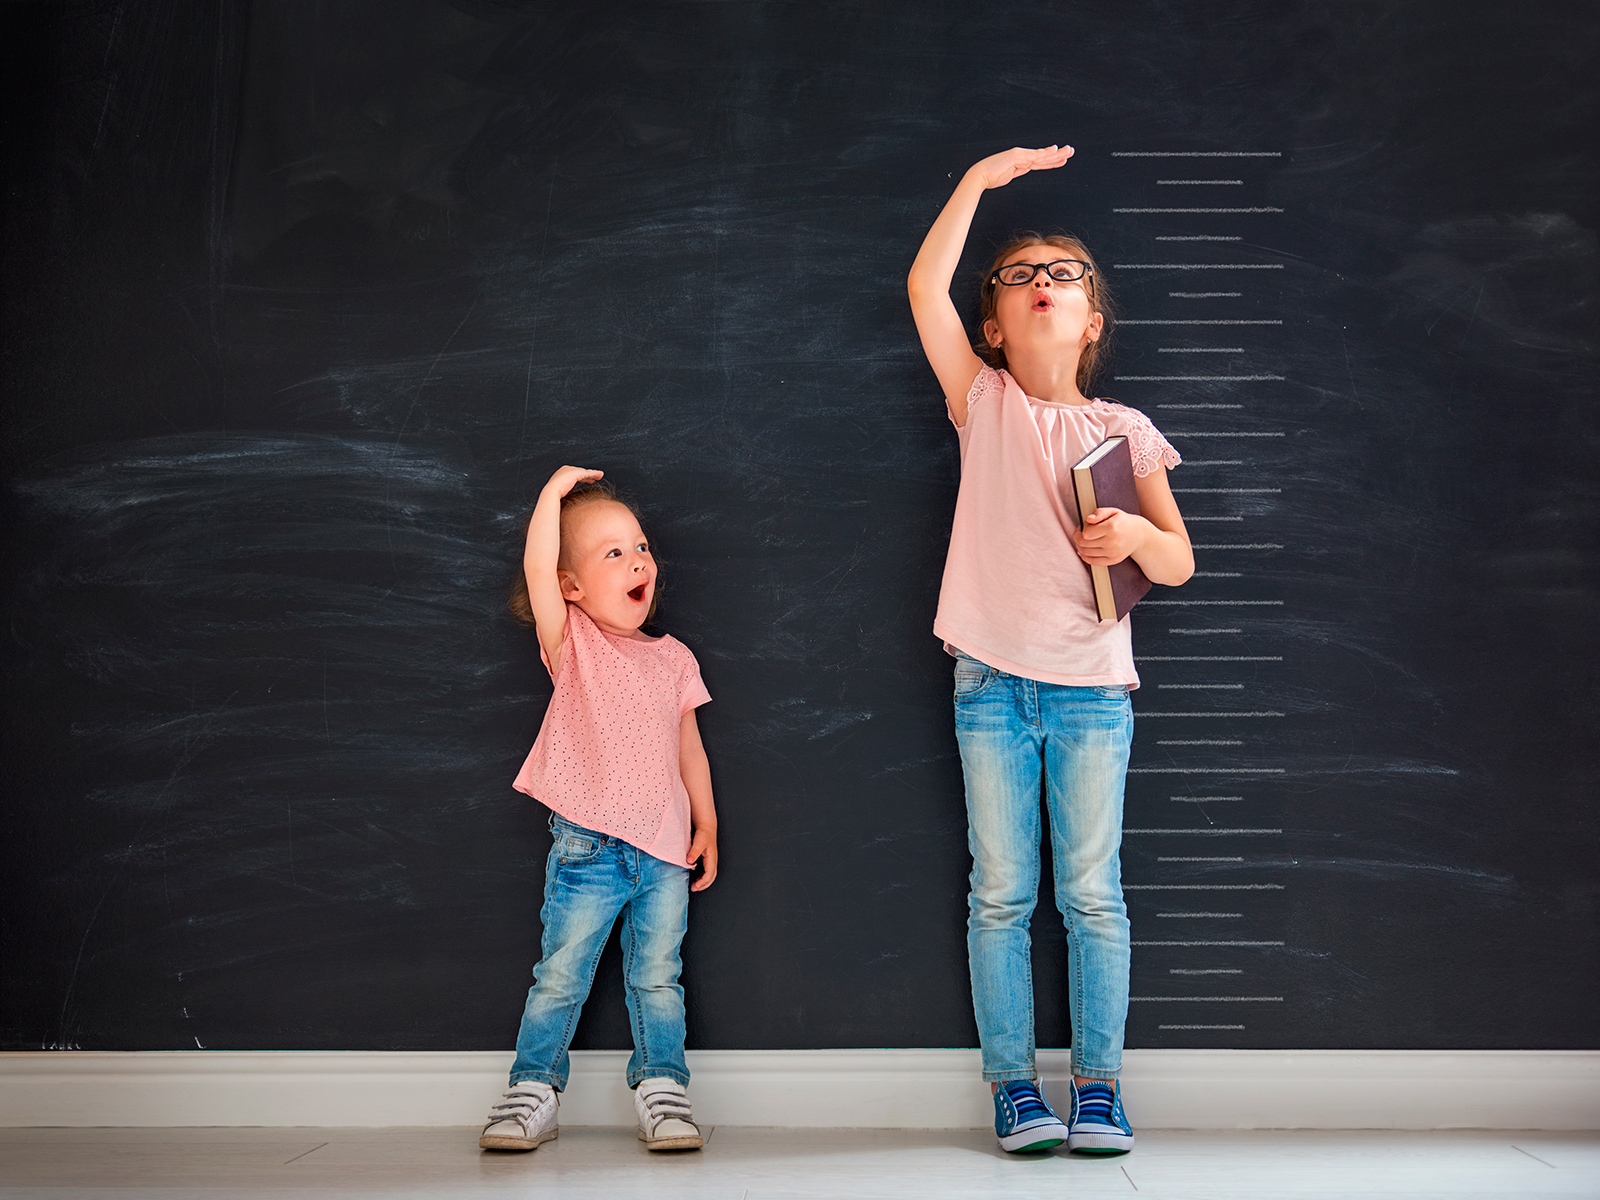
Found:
[1072,466,1117,622]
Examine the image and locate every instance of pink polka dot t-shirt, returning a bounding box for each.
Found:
[513,603,711,867]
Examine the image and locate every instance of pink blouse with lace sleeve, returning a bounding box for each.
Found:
[934,366,1181,687]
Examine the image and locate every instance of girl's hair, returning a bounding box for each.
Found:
[975,232,1114,394]
[508,481,661,626]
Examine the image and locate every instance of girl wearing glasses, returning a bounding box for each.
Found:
[907,145,1194,1156]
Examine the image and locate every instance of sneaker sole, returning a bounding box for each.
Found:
[1068,1132,1134,1154]
[637,1129,704,1151]
[998,1126,1068,1153]
[479,1127,558,1152]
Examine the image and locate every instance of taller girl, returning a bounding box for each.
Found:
[908,145,1194,1156]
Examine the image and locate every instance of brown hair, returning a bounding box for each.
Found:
[508,481,660,626]
[975,232,1114,394]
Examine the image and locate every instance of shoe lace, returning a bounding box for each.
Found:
[489,1083,552,1122]
[1004,1081,1055,1122]
[1075,1082,1116,1123]
[639,1084,694,1127]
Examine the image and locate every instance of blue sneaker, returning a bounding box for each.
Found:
[1067,1078,1134,1154]
[992,1079,1069,1152]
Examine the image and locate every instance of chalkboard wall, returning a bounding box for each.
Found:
[3,0,1595,1055]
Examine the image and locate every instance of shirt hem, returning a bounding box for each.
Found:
[935,625,1141,690]
[515,784,693,869]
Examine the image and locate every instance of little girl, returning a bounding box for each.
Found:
[907,145,1194,1155]
[479,465,718,1154]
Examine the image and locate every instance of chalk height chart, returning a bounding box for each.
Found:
[1108,149,1295,1043]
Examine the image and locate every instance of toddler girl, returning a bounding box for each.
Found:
[479,465,718,1154]
[907,145,1194,1155]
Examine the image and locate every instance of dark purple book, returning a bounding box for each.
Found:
[1070,436,1152,622]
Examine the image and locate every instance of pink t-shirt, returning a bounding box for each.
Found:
[933,365,1181,688]
[513,603,711,867]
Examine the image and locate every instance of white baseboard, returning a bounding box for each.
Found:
[2,1049,1596,1130]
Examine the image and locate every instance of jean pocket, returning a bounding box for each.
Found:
[1093,684,1131,700]
[550,817,602,863]
[954,657,995,700]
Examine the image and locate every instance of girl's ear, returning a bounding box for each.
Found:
[982,317,1002,349]
[1086,310,1104,343]
[557,569,583,601]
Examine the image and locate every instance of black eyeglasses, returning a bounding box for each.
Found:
[988,259,1093,288]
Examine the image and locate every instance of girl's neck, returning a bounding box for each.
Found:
[1002,348,1090,406]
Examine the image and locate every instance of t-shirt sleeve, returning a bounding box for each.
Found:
[675,644,712,715]
[1121,407,1183,477]
[952,364,1005,427]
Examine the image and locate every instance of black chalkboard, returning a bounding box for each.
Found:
[3,0,1595,1055]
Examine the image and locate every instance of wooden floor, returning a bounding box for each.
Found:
[1,1126,1596,1198]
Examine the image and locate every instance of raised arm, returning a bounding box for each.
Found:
[524,465,603,675]
[906,145,1074,424]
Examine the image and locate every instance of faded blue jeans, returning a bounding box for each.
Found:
[510,814,691,1090]
[953,652,1134,1083]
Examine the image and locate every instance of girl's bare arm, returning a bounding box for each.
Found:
[907,145,1074,424]
[524,465,603,674]
[680,710,718,891]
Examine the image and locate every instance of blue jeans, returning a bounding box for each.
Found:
[953,652,1134,1083]
[510,814,692,1090]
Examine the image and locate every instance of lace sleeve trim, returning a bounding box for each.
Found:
[1112,404,1183,477]
[965,365,1004,413]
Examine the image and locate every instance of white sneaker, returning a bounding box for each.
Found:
[633,1076,703,1151]
[479,1080,559,1151]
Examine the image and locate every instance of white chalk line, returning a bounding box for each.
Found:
[1156,913,1245,919]
[1126,771,1286,780]
[1130,884,1284,890]
[1160,1024,1247,1029]
[1115,263,1284,269]
[1115,207,1285,213]
[1147,601,1281,611]
[1126,828,1283,834]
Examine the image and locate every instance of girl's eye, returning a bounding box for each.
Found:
[605,548,621,558]
[637,543,649,553]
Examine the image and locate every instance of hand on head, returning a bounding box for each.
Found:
[548,464,604,497]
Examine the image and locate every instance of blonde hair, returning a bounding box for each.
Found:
[508,482,660,626]
[976,232,1114,394]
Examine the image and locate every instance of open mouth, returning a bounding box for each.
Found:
[627,582,648,603]
[1032,292,1054,312]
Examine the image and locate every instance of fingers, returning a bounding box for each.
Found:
[690,843,718,891]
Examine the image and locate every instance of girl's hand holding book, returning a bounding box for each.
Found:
[1070,507,1151,567]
